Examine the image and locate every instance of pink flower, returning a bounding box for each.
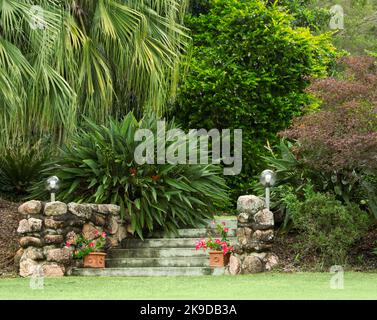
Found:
[195,239,207,250]
[89,242,94,248]
[101,232,107,238]
[94,230,99,235]
[224,228,229,233]
[211,221,215,225]
[65,241,71,247]
[222,222,226,226]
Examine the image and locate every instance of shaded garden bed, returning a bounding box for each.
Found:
[272,227,377,272]
[0,198,21,276]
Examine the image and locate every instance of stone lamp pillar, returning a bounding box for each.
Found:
[227,195,279,275]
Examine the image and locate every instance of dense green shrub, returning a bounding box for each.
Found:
[0,141,48,200]
[316,0,377,54]
[173,0,336,204]
[255,137,377,231]
[30,113,229,238]
[274,0,331,31]
[282,185,370,265]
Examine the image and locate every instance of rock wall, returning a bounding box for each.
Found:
[15,200,130,277]
[227,195,278,274]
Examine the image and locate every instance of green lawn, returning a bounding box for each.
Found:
[0,272,376,300]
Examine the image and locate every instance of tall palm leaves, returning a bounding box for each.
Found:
[0,0,189,149]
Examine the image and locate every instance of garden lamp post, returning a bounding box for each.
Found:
[260,169,276,211]
[46,176,60,202]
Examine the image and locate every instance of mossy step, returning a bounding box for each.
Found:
[121,237,237,249]
[146,228,236,239]
[71,266,225,277]
[106,256,210,268]
[108,248,210,259]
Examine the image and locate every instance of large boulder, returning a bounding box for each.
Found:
[264,253,279,271]
[253,209,274,230]
[19,259,40,277]
[18,200,42,215]
[21,247,44,261]
[14,248,24,267]
[97,204,120,215]
[237,195,265,215]
[45,248,72,263]
[251,229,274,242]
[44,218,65,229]
[44,201,67,216]
[42,263,65,277]
[242,255,264,273]
[236,227,253,246]
[237,212,252,225]
[91,213,106,226]
[65,231,78,245]
[19,236,42,248]
[44,234,64,244]
[228,255,241,275]
[68,203,92,219]
[107,216,119,235]
[17,218,43,234]
[82,223,102,240]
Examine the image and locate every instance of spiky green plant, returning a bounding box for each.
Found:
[0,0,189,150]
[0,141,49,200]
[30,112,229,238]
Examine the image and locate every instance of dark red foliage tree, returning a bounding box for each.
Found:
[280,56,377,175]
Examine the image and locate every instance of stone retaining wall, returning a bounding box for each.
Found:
[15,200,130,277]
[15,195,278,277]
[227,195,278,274]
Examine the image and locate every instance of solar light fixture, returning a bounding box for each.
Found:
[260,169,276,210]
[46,176,60,202]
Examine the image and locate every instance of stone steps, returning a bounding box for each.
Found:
[121,237,237,249]
[147,227,236,238]
[72,219,237,277]
[72,266,225,277]
[107,248,209,259]
[106,256,210,268]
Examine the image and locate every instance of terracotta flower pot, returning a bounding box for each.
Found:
[83,252,106,268]
[209,251,230,267]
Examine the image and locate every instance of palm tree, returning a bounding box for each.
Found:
[0,0,189,149]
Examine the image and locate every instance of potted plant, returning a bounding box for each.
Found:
[67,230,107,268]
[195,221,233,267]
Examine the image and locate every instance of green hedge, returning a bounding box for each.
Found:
[173,0,336,205]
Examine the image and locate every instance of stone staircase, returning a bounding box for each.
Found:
[72,219,237,276]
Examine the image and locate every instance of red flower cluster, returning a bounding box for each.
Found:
[68,229,108,259]
[195,238,233,255]
[129,167,137,176]
[195,221,233,255]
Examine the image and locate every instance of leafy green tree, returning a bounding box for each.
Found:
[173,0,336,203]
[317,0,377,54]
[0,0,189,150]
[273,0,330,31]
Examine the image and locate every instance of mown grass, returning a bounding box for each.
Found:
[0,272,376,300]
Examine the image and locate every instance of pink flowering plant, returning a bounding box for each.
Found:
[67,229,107,259]
[195,221,233,255]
